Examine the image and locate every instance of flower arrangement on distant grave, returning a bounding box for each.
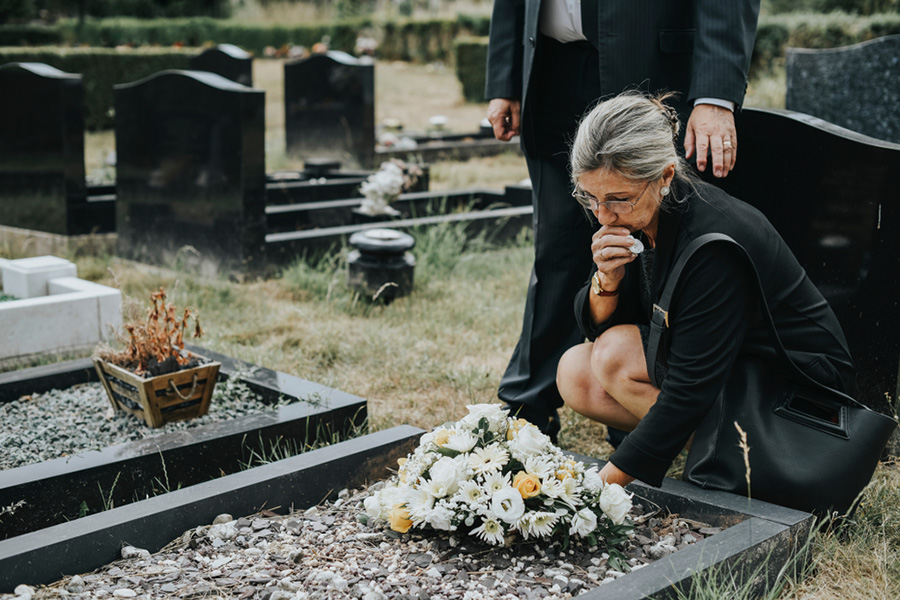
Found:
[363,404,635,569]
[358,159,423,216]
[93,287,220,427]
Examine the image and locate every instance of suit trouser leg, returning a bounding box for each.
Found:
[498,37,601,432]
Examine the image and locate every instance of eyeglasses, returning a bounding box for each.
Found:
[572,181,652,214]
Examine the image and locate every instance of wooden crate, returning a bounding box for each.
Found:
[93,357,220,428]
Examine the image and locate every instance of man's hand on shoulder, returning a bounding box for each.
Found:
[685,104,737,178]
[487,98,521,142]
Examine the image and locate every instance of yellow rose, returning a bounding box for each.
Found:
[433,430,451,446]
[513,472,542,499]
[556,467,574,481]
[388,504,413,533]
[506,418,530,440]
[397,457,407,466]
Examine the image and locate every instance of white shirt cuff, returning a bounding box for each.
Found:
[693,98,735,112]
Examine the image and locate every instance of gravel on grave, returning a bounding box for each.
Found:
[7,485,725,600]
[0,376,285,471]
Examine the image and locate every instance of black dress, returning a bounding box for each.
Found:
[573,181,855,486]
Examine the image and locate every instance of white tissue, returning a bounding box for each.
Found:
[629,236,645,255]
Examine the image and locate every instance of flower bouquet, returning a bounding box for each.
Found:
[364,404,635,568]
[357,159,423,216]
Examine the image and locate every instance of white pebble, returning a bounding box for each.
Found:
[113,589,137,598]
[212,513,233,525]
[121,546,150,560]
[13,585,34,599]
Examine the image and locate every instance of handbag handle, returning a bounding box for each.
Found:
[646,232,870,411]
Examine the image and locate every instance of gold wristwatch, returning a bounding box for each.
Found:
[591,271,618,297]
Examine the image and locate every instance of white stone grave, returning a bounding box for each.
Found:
[0,256,121,360]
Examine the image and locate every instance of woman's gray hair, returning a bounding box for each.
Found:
[570,92,696,209]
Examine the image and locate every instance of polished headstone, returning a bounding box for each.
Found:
[188,43,253,87]
[786,35,900,144]
[0,63,87,234]
[284,51,375,167]
[709,108,900,414]
[114,70,266,272]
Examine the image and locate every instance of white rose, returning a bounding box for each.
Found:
[508,423,550,456]
[599,483,633,525]
[460,403,507,432]
[491,487,526,524]
[569,508,598,537]
[427,456,461,497]
[364,494,383,521]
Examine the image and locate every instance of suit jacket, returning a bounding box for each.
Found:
[485,0,761,154]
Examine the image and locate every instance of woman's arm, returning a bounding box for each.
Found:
[609,243,757,486]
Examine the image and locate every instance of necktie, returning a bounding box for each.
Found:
[581,0,598,48]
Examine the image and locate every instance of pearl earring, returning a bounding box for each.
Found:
[661,186,670,197]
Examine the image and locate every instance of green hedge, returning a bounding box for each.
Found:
[41,15,492,62]
[454,36,488,103]
[0,24,63,45]
[754,11,900,72]
[0,46,192,130]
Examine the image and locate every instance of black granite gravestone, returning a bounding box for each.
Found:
[0,63,87,235]
[114,70,266,272]
[709,108,900,419]
[188,43,253,87]
[786,35,900,144]
[284,51,375,167]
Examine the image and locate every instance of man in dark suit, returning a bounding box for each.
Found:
[485,1,761,440]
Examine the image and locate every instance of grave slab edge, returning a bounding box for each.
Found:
[0,352,366,489]
[590,516,811,600]
[571,453,812,528]
[0,425,424,592]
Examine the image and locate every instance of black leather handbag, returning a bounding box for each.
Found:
[646,233,898,515]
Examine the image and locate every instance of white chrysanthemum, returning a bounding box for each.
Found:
[471,515,506,546]
[569,508,598,537]
[539,477,565,499]
[524,455,555,479]
[445,430,478,453]
[458,480,485,505]
[582,467,605,494]
[507,423,550,457]
[406,488,436,525]
[468,444,509,474]
[491,488,525,524]
[518,511,560,539]
[459,403,508,433]
[480,471,510,495]
[426,505,455,531]
[559,476,581,504]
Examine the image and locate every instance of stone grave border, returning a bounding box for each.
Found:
[0,347,366,542]
[266,187,533,259]
[0,425,813,597]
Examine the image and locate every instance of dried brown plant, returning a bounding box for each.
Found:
[96,287,202,377]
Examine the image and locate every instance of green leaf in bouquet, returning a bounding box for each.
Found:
[502,458,525,475]
[434,446,462,458]
[607,548,631,573]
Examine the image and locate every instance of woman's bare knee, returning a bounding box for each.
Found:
[590,326,644,389]
[557,343,594,407]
